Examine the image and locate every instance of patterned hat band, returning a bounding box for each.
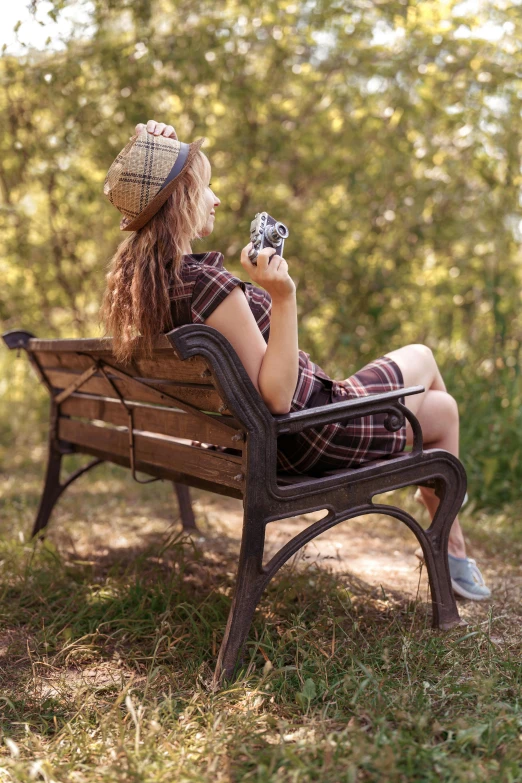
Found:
[103,128,199,232]
[161,142,190,188]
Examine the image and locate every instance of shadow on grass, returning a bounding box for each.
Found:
[0,522,434,739]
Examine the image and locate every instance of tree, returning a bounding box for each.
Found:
[1,0,521,505]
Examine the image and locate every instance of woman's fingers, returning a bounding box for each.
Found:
[135,120,178,138]
[240,244,288,280]
[272,257,288,276]
[240,242,253,268]
[256,247,276,270]
[152,122,167,135]
[240,243,294,296]
[163,125,177,138]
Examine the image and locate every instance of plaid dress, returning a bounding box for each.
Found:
[168,251,407,475]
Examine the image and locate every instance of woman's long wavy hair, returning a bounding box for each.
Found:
[100,138,208,364]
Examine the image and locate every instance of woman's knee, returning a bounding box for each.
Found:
[423,389,459,421]
[419,389,459,432]
[407,343,436,367]
[387,342,434,365]
[412,390,459,445]
[407,344,448,393]
[443,391,459,421]
[385,343,438,390]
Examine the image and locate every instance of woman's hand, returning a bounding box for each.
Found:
[132,120,178,139]
[240,243,296,301]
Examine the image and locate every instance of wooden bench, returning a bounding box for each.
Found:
[3,326,466,681]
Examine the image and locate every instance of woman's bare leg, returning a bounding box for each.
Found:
[384,344,467,558]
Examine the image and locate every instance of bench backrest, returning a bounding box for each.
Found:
[11,332,249,496]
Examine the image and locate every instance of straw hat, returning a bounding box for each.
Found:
[103,127,200,231]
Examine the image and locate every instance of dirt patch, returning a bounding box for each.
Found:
[191,493,521,644]
[50,484,521,636]
[38,661,132,699]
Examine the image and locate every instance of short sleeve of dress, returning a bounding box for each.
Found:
[191,266,246,323]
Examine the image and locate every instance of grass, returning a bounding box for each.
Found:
[0,460,520,782]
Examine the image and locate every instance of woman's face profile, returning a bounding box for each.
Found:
[199,154,220,237]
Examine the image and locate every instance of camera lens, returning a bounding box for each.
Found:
[265,222,289,243]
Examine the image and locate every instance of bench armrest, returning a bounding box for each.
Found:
[274,385,424,440]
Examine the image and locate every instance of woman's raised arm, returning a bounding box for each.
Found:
[205,244,299,414]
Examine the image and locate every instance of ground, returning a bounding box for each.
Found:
[0,462,520,782]
[42,475,519,627]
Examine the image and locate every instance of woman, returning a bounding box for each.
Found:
[102,119,491,601]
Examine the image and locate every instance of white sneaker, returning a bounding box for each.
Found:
[413,548,491,601]
[447,554,492,600]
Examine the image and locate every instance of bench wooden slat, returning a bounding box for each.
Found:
[43,368,229,413]
[28,336,174,353]
[58,418,245,490]
[51,445,243,500]
[32,350,213,385]
[60,394,243,450]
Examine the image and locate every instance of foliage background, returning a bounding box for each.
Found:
[1,0,521,508]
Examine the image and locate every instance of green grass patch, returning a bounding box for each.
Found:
[0,464,520,782]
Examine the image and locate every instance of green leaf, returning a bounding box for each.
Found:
[455,723,488,748]
[296,678,316,708]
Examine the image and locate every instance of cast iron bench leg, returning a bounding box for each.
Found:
[214,510,266,684]
[32,444,63,538]
[173,483,198,531]
[32,444,104,538]
[421,461,467,631]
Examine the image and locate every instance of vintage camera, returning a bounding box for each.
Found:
[248,212,289,264]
